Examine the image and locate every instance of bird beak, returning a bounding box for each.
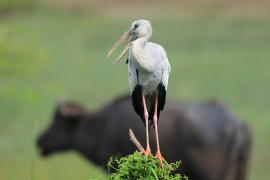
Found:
[107,30,132,64]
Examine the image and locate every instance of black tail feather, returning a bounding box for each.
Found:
[148,95,155,125]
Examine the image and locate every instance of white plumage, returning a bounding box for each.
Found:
[128,41,171,95]
[107,19,171,167]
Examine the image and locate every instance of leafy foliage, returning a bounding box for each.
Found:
[108,151,188,180]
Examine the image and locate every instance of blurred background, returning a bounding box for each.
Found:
[0,0,269,179]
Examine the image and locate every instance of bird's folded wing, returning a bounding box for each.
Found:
[161,50,171,90]
[128,58,139,94]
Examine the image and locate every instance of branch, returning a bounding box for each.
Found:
[129,128,145,153]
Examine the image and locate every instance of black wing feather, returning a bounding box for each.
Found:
[147,83,167,128]
[131,84,167,128]
[157,83,166,119]
[131,85,145,123]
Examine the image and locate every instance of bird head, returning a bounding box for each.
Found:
[130,20,152,41]
[107,19,152,64]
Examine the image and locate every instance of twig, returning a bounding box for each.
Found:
[129,129,145,153]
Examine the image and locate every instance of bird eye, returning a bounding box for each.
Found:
[134,24,138,29]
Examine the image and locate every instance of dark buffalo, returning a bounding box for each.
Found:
[37,95,252,180]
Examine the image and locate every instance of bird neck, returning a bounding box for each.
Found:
[132,37,147,48]
[131,38,154,73]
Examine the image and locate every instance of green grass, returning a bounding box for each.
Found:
[0,6,270,180]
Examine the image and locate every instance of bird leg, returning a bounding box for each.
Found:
[142,94,151,156]
[153,94,164,168]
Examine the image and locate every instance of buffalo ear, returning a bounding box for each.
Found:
[58,101,85,116]
[56,100,87,126]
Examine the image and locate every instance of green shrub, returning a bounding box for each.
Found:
[107,151,188,180]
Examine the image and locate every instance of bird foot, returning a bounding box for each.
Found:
[143,147,151,156]
[155,151,164,169]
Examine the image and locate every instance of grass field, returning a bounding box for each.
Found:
[0,4,270,180]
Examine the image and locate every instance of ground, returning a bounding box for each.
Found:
[0,3,270,180]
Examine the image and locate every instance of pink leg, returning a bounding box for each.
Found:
[142,94,151,156]
[153,95,164,168]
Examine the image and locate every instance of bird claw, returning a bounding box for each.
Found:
[143,147,151,156]
[155,151,164,169]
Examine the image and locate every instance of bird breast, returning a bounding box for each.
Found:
[130,41,155,73]
[139,71,163,95]
[129,41,166,95]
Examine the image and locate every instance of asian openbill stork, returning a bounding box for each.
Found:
[107,20,171,167]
